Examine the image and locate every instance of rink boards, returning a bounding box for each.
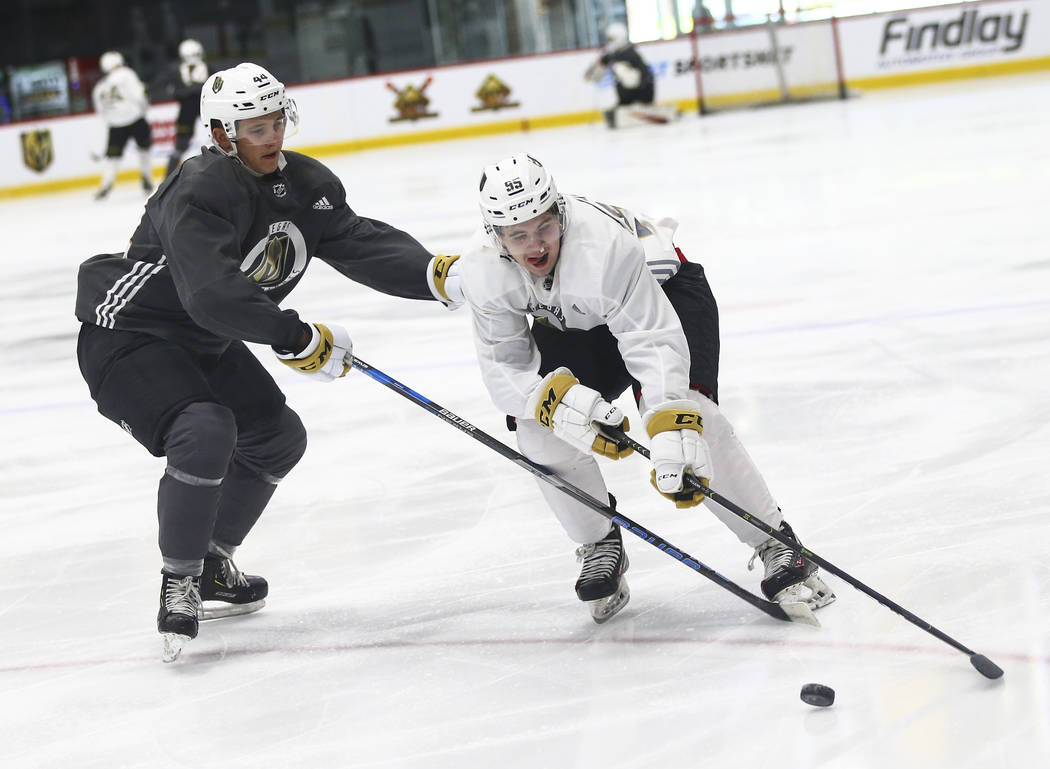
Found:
[2,0,1047,197]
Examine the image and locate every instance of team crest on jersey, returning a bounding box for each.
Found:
[272,182,286,198]
[20,129,53,173]
[241,221,308,290]
[529,302,566,331]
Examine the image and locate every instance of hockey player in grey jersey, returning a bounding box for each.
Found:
[75,63,458,662]
[452,153,835,624]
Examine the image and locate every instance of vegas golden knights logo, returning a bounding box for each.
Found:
[246,232,291,286]
[212,76,224,93]
[472,74,520,112]
[386,77,439,122]
[21,129,53,173]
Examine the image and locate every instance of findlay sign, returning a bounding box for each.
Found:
[880,8,1029,58]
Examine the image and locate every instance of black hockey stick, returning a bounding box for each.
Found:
[601,425,1004,679]
[349,356,818,626]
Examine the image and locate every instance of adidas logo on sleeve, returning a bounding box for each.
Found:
[312,196,333,210]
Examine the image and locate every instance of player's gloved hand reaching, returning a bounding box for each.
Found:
[528,367,633,460]
[274,322,352,382]
[426,253,464,309]
[643,400,713,507]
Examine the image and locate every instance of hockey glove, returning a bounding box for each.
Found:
[526,367,632,460]
[426,253,464,309]
[643,400,713,508]
[274,323,352,382]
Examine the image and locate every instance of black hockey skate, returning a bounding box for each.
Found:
[158,571,201,663]
[93,184,112,201]
[141,174,153,194]
[575,525,630,624]
[199,550,268,620]
[749,521,835,610]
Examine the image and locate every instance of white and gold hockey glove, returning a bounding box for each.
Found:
[274,323,352,382]
[643,400,713,508]
[526,367,633,460]
[426,253,464,309]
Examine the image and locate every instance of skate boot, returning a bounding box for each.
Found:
[749,521,835,609]
[141,174,154,194]
[199,549,268,620]
[158,572,201,663]
[93,184,112,201]
[575,525,630,624]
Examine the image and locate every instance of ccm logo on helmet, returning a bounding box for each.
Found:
[508,197,535,211]
[260,90,280,101]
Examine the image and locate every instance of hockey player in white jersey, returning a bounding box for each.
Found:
[91,51,153,199]
[445,153,835,623]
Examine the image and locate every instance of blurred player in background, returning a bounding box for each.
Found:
[75,62,458,662]
[584,22,677,127]
[450,153,835,624]
[91,51,153,199]
[162,39,209,178]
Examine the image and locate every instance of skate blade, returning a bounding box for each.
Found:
[588,579,630,625]
[200,598,265,621]
[161,633,191,663]
[778,600,820,627]
[775,576,835,616]
[803,575,836,610]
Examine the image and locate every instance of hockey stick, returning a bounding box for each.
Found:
[349,356,818,626]
[600,425,1004,679]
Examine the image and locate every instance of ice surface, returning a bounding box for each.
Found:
[2,73,1048,769]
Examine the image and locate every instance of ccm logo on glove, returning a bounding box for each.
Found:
[643,400,714,508]
[274,322,352,383]
[527,367,632,460]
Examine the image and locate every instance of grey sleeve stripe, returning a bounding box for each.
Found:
[259,471,283,485]
[647,258,681,285]
[165,465,224,487]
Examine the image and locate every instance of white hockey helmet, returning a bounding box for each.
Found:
[178,38,204,63]
[200,63,299,144]
[478,153,566,249]
[99,51,124,74]
[604,22,630,51]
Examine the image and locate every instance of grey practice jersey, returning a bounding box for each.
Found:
[76,147,436,355]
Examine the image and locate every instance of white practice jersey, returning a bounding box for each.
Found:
[458,195,690,418]
[92,66,148,127]
[179,60,209,88]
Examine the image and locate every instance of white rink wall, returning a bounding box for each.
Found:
[3,0,1047,196]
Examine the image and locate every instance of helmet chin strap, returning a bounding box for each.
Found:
[215,142,239,159]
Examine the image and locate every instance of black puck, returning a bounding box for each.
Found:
[800,683,835,707]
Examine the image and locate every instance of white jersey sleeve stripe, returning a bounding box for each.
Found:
[95,258,167,328]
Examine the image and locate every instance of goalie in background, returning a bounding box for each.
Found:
[456,154,835,625]
[584,22,677,128]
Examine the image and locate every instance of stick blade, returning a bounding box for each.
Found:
[779,600,820,627]
[969,653,1004,679]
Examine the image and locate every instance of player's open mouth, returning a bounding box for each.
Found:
[528,253,548,268]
